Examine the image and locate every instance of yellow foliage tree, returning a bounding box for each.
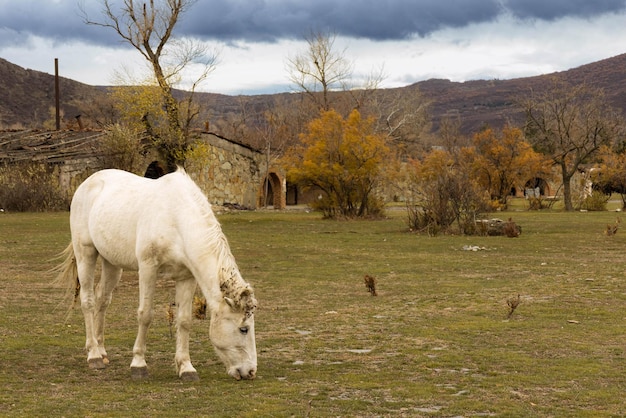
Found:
[108,79,195,169]
[593,145,626,208]
[470,126,553,207]
[109,84,167,133]
[284,109,389,218]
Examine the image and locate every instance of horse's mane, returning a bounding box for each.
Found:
[174,169,257,316]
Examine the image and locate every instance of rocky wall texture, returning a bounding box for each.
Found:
[186,133,266,209]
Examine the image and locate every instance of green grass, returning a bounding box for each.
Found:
[1,203,626,416]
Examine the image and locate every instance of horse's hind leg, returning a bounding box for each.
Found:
[130,264,157,379]
[94,259,122,365]
[174,278,199,381]
[75,244,106,369]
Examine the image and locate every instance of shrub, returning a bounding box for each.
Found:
[96,124,152,173]
[581,190,610,211]
[526,196,544,210]
[405,149,491,235]
[0,162,69,211]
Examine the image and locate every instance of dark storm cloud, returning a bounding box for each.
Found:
[182,0,503,41]
[179,0,626,41]
[2,0,626,48]
[502,0,626,21]
[0,1,120,48]
[181,0,503,41]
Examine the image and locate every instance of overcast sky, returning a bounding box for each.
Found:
[1,0,626,95]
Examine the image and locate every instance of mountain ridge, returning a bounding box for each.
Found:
[2,53,626,135]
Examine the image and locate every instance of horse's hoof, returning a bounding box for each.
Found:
[102,355,110,365]
[180,371,199,382]
[131,366,149,379]
[88,358,106,370]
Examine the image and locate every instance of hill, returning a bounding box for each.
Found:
[2,53,626,135]
[0,58,109,129]
[415,52,626,134]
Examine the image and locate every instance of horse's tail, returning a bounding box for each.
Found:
[52,242,80,312]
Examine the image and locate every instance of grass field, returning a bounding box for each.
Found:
[1,203,626,417]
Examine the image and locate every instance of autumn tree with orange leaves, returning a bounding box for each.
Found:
[469,126,553,208]
[591,145,626,209]
[283,109,390,218]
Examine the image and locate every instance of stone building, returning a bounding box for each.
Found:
[0,129,287,210]
[190,132,285,209]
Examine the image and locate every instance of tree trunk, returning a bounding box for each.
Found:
[561,161,574,211]
[151,62,185,169]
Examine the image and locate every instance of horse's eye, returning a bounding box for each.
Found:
[239,327,249,335]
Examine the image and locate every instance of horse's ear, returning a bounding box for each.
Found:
[238,287,255,310]
[224,297,235,309]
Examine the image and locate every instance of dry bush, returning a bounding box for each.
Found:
[475,217,522,237]
[506,294,521,319]
[96,124,153,173]
[581,190,610,211]
[193,295,207,319]
[405,165,490,236]
[166,303,176,338]
[526,196,544,210]
[502,218,521,238]
[605,218,620,236]
[0,162,69,211]
[363,274,378,296]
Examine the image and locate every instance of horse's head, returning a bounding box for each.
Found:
[209,289,257,380]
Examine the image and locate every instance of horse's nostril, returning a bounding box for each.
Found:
[234,366,256,380]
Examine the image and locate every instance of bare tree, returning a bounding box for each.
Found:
[437,115,468,151]
[286,30,429,158]
[81,0,217,169]
[523,80,624,210]
[206,96,252,145]
[255,102,294,207]
[286,30,354,112]
[363,88,431,158]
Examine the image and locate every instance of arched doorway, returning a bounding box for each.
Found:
[524,177,550,197]
[258,171,285,209]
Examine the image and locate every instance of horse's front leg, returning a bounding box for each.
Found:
[94,259,122,365]
[130,264,156,379]
[175,278,199,381]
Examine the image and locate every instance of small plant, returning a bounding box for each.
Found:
[503,218,521,238]
[605,217,620,236]
[166,303,176,338]
[507,294,521,318]
[364,274,378,296]
[193,295,207,319]
[73,278,81,305]
[526,196,544,210]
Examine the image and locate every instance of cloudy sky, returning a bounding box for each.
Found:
[1,0,626,95]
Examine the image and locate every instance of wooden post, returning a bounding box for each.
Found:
[55,58,60,130]
[75,115,83,131]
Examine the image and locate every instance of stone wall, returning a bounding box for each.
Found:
[2,130,288,210]
[187,133,267,209]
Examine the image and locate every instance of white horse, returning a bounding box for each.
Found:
[55,168,257,381]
